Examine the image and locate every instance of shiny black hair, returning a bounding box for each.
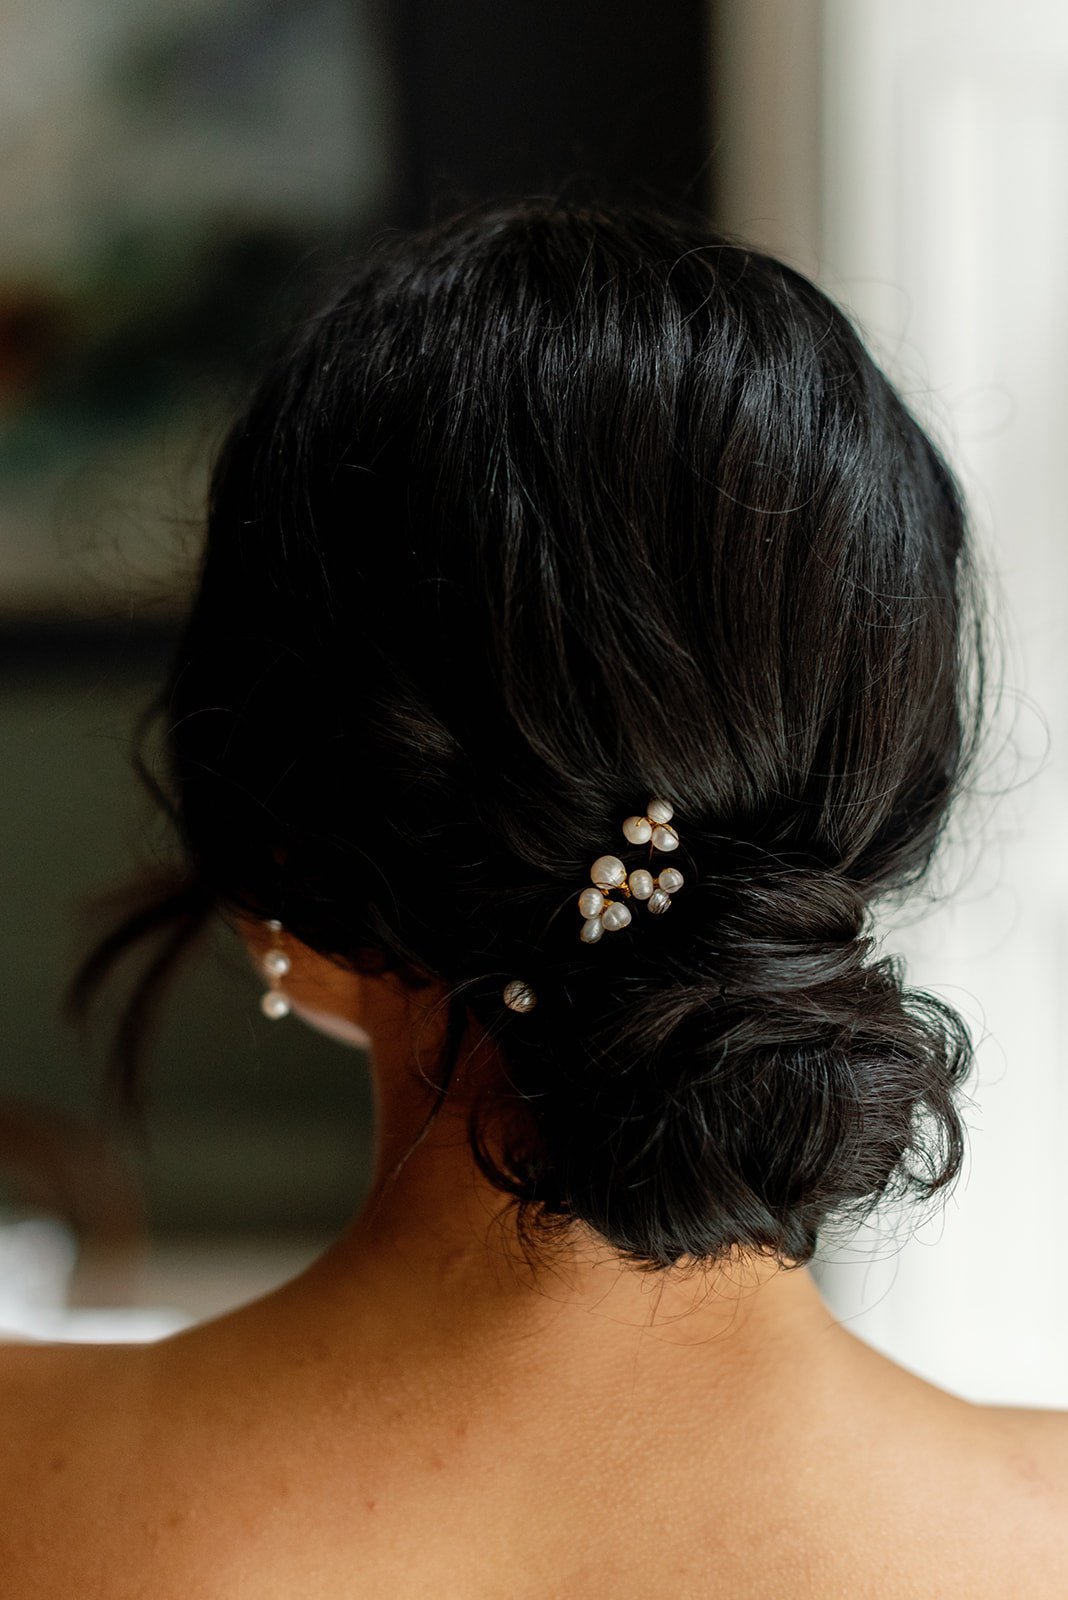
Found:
[71,196,990,1271]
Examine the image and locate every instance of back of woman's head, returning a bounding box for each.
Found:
[126,197,988,1271]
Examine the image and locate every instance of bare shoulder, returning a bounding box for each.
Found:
[0,1334,117,1452]
[0,1332,146,1431]
[961,1399,1068,1596]
[0,1337,158,1598]
[981,1399,1068,1485]
[818,1335,1068,1598]
[0,1323,385,1600]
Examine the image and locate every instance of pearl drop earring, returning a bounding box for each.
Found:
[260,918,292,1019]
[578,798,686,943]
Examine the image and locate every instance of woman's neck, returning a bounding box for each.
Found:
[285,969,845,1384]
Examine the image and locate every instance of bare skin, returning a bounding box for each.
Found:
[1,924,1065,1598]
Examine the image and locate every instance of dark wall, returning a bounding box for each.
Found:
[388,0,712,223]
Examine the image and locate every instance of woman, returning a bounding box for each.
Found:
[2,198,1065,1597]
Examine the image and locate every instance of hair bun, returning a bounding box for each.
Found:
[491,866,971,1270]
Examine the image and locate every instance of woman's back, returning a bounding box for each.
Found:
[2,1279,1066,1600]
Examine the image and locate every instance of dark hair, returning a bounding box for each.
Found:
[72,196,990,1272]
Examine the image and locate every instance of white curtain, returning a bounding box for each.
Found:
[711,0,1068,1405]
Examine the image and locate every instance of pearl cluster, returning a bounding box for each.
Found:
[260,918,293,1019]
[578,798,685,944]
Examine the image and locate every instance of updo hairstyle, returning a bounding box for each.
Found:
[74,198,988,1272]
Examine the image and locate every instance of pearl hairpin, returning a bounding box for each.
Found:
[502,979,538,1013]
[578,798,685,943]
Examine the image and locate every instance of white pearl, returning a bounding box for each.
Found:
[265,918,283,933]
[628,869,654,900]
[590,854,626,888]
[580,915,605,944]
[651,824,679,852]
[263,949,291,978]
[260,990,291,1019]
[578,886,606,919]
[647,888,672,915]
[622,815,653,845]
[503,980,537,1012]
[646,798,674,824]
[658,867,684,894]
[601,901,633,932]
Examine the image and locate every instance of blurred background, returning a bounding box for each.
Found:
[0,0,1064,1401]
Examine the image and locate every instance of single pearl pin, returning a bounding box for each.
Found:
[503,980,538,1012]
